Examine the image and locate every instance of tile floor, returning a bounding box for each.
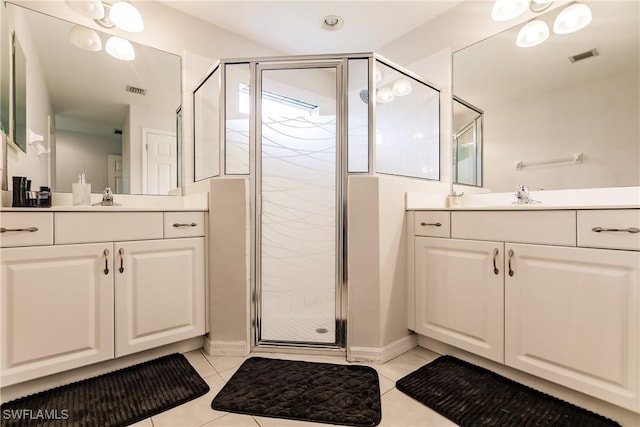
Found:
[130,346,458,427]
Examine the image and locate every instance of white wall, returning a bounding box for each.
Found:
[483,67,639,191]
[55,129,122,192]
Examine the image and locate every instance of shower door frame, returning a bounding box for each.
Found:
[252,59,348,350]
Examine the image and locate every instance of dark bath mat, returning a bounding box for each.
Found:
[211,357,381,426]
[396,355,620,427]
[1,353,210,427]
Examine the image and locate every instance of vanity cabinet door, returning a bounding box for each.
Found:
[114,237,205,357]
[505,243,640,412]
[0,244,114,386]
[414,237,505,363]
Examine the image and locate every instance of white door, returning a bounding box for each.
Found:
[107,154,123,194]
[505,243,640,412]
[114,238,205,357]
[1,244,114,386]
[414,237,505,362]
[143,128,176,195]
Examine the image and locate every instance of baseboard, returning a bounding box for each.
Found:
[348,334,417,363]
[204,338,250,357]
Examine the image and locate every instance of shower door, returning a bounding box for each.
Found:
[256,61,344,347]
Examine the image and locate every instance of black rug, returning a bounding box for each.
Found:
[211,357,381,426]
[396,355,620,427]
[0,353,210,427]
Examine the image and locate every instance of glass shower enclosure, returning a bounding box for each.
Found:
[193,53,440,350]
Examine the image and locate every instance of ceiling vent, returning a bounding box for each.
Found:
[569,48,599,63]
[126,85,146,95]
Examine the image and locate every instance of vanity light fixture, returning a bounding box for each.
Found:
[392,78,413,96]
[105,36,135,61]
[68,25,103,51]
[553,2,592,35]
[376,87,395,104]
[491,0,529,22]
[516,19,550,47]
[65,0,105,19]
[530,0,553,13]
[109,1,144,33]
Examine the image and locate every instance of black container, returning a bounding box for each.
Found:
[38,186,51,208]
[12,176,27,207]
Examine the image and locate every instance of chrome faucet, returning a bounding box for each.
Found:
[93,187,118,206]
[514,184,539,205]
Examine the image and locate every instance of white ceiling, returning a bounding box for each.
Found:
[159,1,463,55]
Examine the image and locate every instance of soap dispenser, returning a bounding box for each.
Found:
[72,173,91,206]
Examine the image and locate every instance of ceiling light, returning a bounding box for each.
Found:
[105,36,135,60]
[109,1,144,33]
[68,25,102,51]
[376,87,395,104]
[491,0,528,21]
[392,79,413,96]
[65,0,105,19]
[321,15,343,31]
[530,0,553,13]
[553,2,592,34]
[374,65,383,83]
[516,19,550,47]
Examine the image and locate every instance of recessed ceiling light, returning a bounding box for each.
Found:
[321,15,343,31]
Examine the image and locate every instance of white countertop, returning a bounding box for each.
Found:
[406,186,640,211]
[0,206,207,212]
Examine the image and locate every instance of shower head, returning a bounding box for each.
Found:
[359,89,369,104]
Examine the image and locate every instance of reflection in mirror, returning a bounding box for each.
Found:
[1,7,10,137]
[453,1,639,191]
[225,62,250,175]
[194,65,220,181]
[375,60,440,180]
[12,32,26,152]
[6,4,181,195]
[453,97,482,187]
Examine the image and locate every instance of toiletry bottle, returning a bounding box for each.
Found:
[72,173,91,206]
[11,176,26,207]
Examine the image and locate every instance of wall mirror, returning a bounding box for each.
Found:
[453,0,639,192]
[6,3,181,195]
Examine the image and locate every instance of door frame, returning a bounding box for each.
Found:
[252,59,347,350]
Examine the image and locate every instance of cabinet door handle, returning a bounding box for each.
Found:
[419,222,442,227]
[0,226,39,233]
[493,248,499,275]
[103,249,110,275]
[508,249,515,277]
[173,222,197,228]
[592,226,640,234]
[118,248,125,273]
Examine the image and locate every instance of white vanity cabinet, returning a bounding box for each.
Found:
[0,243,114,386]
[115,238,205,357]
[504,242,639,411]
[0,210,206,386]
[408,208,640,413]
[414,237,504,363]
